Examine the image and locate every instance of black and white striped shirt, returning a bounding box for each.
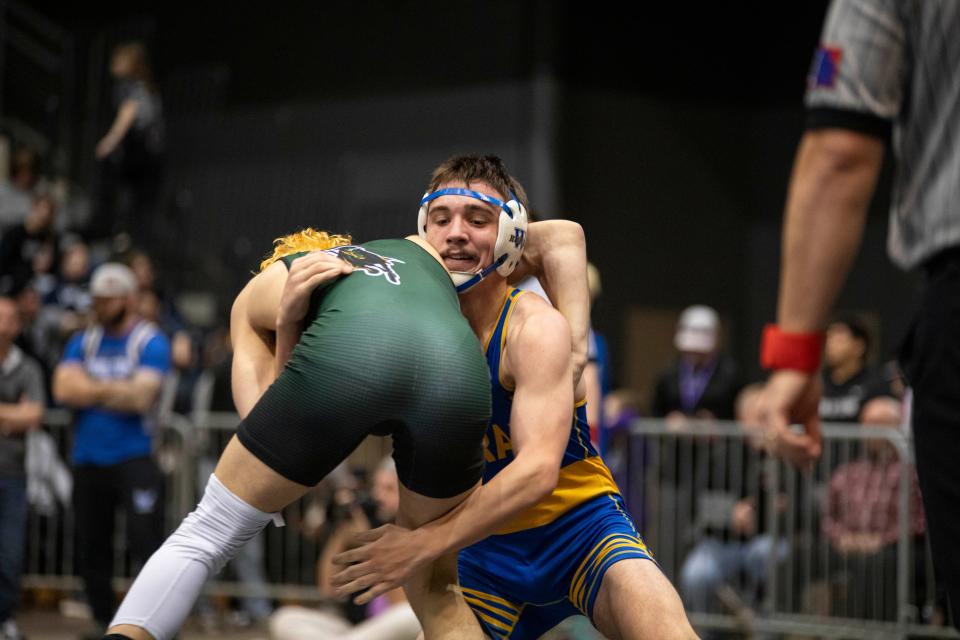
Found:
[805,0,960,269]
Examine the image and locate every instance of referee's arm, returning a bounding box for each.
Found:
[776,127,885,334]
[757,125,886,468]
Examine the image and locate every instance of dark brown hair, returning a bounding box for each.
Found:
[829,313,871,355]
[427,154,529,210]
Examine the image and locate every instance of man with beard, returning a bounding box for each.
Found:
[52,263,171,638]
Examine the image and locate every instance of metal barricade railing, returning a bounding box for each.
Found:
[21,410,392,604]
[626,418,958,640]
[24,411,959,638]
[22,410,189,593]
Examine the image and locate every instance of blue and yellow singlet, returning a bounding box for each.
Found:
[458,287,653,638]
[481,288,620,534]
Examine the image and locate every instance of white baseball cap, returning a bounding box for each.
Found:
[675,305,719,353]
[90,263,137,298]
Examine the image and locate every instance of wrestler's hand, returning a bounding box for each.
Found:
[330,524,434,605]
[277,251,353,327]
[756,369,823,469]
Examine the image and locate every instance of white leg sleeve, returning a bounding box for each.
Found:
[347,603,421,640]
[269,606,352,640]
[110,473,278,640]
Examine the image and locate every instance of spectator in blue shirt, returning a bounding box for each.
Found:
[52,262,170,636]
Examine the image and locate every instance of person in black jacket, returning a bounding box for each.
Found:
[652,305,742,421]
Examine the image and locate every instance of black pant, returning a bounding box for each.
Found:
[900,247,960,629]
[73,456,165,626]
[90,142,162,243]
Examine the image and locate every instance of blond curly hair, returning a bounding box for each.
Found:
[259,228,353,272]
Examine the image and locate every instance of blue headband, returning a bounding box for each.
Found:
[420,188,517,218]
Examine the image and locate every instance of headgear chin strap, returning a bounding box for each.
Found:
[418,187,528,293]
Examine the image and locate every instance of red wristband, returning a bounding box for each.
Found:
[760,324,824,373]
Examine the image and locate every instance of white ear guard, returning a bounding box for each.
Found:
[418,187,528,293]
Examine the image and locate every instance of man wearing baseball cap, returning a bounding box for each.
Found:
[52,262,171,638]
[652,305,742,421]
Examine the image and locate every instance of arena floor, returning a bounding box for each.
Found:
[15,610,269,640]
[13,609,607,640]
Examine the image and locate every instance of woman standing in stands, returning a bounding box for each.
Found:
[92,42,164,243]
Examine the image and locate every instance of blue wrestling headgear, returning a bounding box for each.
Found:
[418,187,528,293]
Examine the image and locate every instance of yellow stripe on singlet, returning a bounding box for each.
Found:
[475,610,512,634]
[572,398,590,458]
[571,536,649,611]
[462,595,520,626]
[569,533,625,607]
[460,587,521,614]
[580,544,648,612]
[496,289,525,392]
[494,455,619,535]
[481,292,515,353]
[460,589,522,637]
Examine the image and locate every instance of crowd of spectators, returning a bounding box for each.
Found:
[594,304,935,631]
[0,106,438,638]
[0,80,231,636]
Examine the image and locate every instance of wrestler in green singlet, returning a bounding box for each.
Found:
[237,238,491,498]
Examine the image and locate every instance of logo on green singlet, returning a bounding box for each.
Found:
[325,246,405,285]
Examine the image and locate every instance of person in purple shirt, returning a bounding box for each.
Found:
[651,305,742,422]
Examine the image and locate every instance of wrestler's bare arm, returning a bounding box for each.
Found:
[510,220,590,384]
[274,252,353,371]
[229,264,285,417]
[443,300,573,527]
[230,256,353,415]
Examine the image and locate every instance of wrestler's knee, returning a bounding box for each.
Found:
[167,473,277,573]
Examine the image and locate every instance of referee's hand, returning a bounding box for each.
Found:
[756,370,823,469]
